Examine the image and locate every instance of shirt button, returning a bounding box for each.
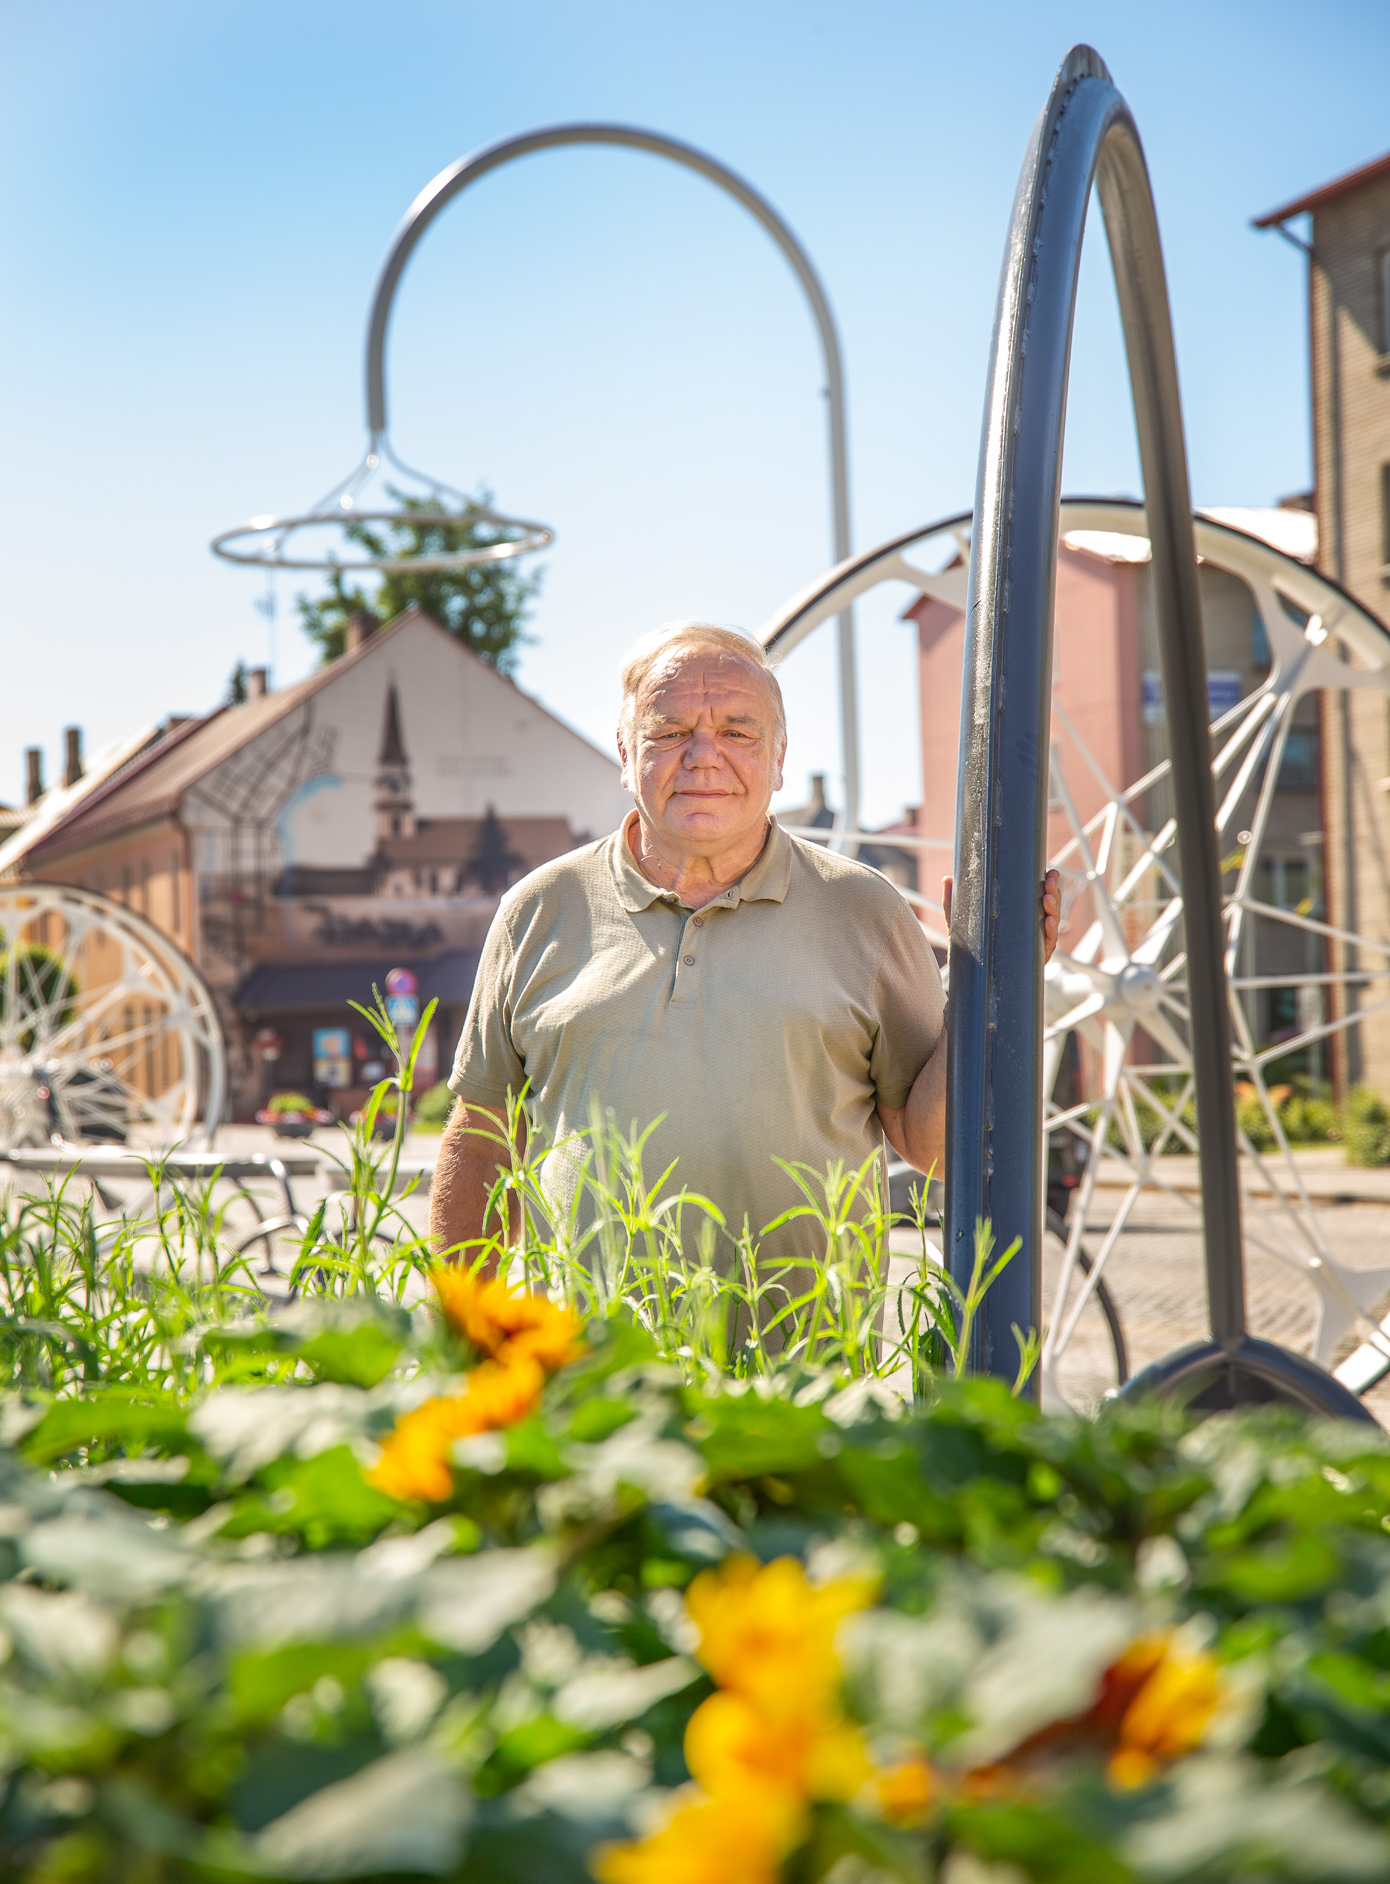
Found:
[692,916,704,927]
[683,955,695,966]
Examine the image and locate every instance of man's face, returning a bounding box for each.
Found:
[620,649,785,854]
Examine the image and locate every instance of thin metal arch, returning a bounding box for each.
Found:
[945,45,1373,1419]
[363,122,862,837]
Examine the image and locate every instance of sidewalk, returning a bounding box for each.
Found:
[1089,1145,1390,1205]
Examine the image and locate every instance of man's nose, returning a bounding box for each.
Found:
[684,722,723,766]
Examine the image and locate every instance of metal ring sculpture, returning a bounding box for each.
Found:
[212,122,861,825]
[944,45,1374,1421]
[765,501,1390,1410]
[0,883,226,1151]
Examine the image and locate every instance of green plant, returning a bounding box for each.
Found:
[297,487,543,671]
[4,1017,1390,1879]
[267,1091,318,1116]
[0,941,77,1051]
[1342,1084,1390,1166]
[414,1080,456,1130]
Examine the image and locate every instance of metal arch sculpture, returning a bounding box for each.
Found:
[945,45,1374,1420]
[356,123,862,842]
[216,123,865,837]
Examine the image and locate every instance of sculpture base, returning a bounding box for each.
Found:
[1117,1335,1379,1426]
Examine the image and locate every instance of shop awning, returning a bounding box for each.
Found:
[233,947,482,1016]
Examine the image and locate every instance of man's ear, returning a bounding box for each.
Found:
[616,726,633,793]
[773,737,786,794]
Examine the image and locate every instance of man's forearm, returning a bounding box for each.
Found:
[428,1103,522,1273]
[877,1027,948,1178]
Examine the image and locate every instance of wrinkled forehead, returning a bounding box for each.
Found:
[635,647,776,723]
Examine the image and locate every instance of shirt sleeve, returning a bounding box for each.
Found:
[868,899,947,1110]
[448,905,527,1106]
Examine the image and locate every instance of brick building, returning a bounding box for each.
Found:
[0,608,628,1117]
[1257,153,1390,1088]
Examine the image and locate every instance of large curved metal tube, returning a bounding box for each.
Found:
[947,47,1375,1422]
[364,123,861,835]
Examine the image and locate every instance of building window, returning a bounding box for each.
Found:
[121,865,131,905]
[1381,464,1390,567]
[139,858,149,915]
[1380,248,1390,354]
[1251,610,1270,668]
[1277,730,1320,793]
[170,851,182,932]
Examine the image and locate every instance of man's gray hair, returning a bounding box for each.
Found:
[618,620,786,747]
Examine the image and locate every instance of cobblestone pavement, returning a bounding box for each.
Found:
[1043,1187,1390,1422]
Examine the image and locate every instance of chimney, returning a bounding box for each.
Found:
[63,726,83,788]
[346,609,378,653]
[25,748,43,806]
[808,773,827,817]
[247,667,269,698]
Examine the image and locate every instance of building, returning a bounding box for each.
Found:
[907,521,1324,1055]
[1257,153,1390,1089]
[1,607,629,1116]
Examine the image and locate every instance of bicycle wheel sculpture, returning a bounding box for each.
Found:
[0,884,226,1151]
[945,45,1373,1420]
[764,500,1390,1411]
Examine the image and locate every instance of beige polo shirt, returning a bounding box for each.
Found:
[448,812,945,1264]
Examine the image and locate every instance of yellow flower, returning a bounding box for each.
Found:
[592,1787,789,1884]
[1107,1635,1223,1790]
[684,1689,872,1809]
[875,1753,937,1826]
[433,1268,583,1371]
[367,1354,544,1503]
[684,1555,877,1721]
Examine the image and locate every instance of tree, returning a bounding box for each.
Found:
[225,661,249,705]
[296,488,543,674]
[466,805,525,894]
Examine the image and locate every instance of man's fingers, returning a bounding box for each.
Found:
[941,874,953,931]
[1040,868,1061,965]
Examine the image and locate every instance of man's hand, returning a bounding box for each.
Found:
[941,868,1062,965]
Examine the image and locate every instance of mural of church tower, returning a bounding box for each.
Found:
[373,683,416,842]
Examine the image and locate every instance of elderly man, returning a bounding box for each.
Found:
[431,621,1059,1269]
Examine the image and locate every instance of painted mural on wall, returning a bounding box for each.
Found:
[179,612,630,987]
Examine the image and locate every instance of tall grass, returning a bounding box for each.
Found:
[0,990,1031,1405]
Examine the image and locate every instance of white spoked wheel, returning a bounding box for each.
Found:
[0,883,225,1151]
[761,500,1390,1413]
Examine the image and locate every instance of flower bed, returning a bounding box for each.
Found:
[3,999,1389,1879]
[4,1262,1390,1881]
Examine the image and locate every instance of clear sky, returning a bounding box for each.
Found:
[2,0,1387,830]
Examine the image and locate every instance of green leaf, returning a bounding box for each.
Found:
[21,1393,190,1467]
[218,1447,402,1550]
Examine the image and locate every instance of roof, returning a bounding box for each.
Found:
[0,715,203,877]
[378,815,575,873]
[12,608,597,867]
[1198,506,1317,564]
[1255,151,1390,227]
[233,945,482,1016]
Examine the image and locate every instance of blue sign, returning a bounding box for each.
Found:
[1141,669,1244,727]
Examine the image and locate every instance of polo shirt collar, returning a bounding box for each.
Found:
[609,810,793,912]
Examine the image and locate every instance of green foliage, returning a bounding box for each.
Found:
[267,1092,318,1116]
[1343,1086,1390,1167]
[3,1328,1390,1878]
[297,488,542,672]
[0,942,77,1050]
[225,659,249,704]
[4,996,1390,1878]
[414,1081,456,1130]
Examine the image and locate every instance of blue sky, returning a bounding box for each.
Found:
[2,0,1387,828]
